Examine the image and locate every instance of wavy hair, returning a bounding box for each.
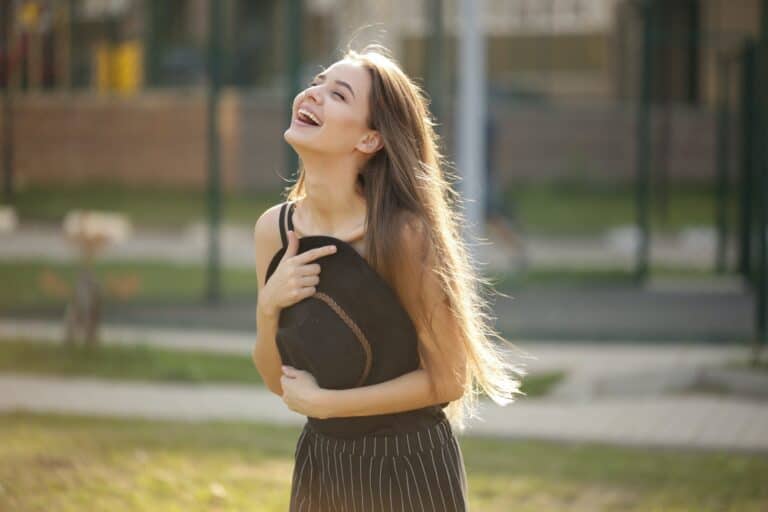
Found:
[284,43,529,432]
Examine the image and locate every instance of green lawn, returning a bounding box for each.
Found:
[6,183,278,229]
[3,181,735,236]
[0,339,563,398]
[0,259,725,313]
[503,180,737,236]
[0,339,265,385]
[0,412,765,511]
[0,259,258,310]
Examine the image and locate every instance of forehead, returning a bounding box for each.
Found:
[319,60,370,97]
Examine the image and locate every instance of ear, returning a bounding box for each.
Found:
[355,130,383,155]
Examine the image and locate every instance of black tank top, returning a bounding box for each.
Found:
[264,200,447,438]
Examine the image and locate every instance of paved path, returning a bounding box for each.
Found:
[2,319,767,452]
[2,373,766,453]
[0,318,750,382]
[0,221,738,271]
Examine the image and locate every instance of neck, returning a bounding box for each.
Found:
[296,153,367,237]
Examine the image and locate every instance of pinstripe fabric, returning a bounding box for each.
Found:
[289,417,469,511]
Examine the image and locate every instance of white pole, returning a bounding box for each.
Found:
[456,0,487,265]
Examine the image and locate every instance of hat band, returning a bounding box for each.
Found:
[311,291,373,387]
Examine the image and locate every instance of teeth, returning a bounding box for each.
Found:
[298,108,321,126]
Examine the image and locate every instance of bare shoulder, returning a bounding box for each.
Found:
[253,202,288,290]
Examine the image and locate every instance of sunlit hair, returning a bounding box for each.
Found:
[285,43,529,433]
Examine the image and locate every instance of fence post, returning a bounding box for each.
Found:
[715,54,731,274]
[634,0,654,283]
[284,0,302,180]
[738,43,755,279]
[206,0,223,304]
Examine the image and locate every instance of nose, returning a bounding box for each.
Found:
[303,84,322,104]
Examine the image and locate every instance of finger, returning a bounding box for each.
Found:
[299,275,320,288]
[298,263,322,276]
[298,286,316,299]
[294,244,337,264]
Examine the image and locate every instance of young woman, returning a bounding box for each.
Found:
[253,44,527,512]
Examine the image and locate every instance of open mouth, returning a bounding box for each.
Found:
[296,108,322,127]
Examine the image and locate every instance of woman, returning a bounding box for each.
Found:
[253,44,527,511]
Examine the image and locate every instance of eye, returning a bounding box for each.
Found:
[333,91,345,100]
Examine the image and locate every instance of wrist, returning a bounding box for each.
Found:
[314,388,335,419]
[257,301,279,321]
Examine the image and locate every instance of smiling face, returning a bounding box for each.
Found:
[284,59,382,158]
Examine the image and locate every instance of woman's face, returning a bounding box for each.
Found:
[284,59,381,157]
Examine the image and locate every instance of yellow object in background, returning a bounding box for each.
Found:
[19,1,42,29]
[94,40,143,95]
[114,41,143,94]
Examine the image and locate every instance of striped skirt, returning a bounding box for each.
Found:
[289,417,469,511]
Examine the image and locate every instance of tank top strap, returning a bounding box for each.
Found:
[287,200,296,232]
[278,200,298,249]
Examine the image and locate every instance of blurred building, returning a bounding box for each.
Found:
[0,0,765,191]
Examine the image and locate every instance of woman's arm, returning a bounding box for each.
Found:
[252,206,285,396]
[316,368,463,418]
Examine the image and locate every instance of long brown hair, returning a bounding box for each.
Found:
[285,43,528,432]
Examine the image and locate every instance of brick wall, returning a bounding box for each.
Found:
[0,92,719,192]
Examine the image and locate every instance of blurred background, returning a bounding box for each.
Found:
[1,1,767,511]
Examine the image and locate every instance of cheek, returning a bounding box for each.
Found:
[325,114,367,143]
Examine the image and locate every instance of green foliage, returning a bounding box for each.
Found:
[1,412,766,511]
[0,339,263,385]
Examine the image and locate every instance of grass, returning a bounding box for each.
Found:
[488,263,723,290]
[0,259,258,310]
[503,180,738,236]
[3,181,736,236]
[0,259,727,313]
[6,183,278,229]
[0,411,766,511]
[0,339,264,385]
[0,338,563,398]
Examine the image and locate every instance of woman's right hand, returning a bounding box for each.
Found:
[258,229,337,318]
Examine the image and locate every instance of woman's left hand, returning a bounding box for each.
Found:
[280,366,330,419]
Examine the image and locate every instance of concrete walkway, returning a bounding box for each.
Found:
[0,221,738,272]
[2,373,766,453]
[2,319,767,452]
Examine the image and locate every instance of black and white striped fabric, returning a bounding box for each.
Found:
[289,417,469,511]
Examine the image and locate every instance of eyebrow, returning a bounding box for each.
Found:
[314,73,356,99]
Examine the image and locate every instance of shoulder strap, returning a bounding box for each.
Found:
[287,200,296,231]
[278,202,289,248]
[278,200,298,249]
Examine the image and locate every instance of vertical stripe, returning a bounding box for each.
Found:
[429,448,449,511]
[448,435,469,501]
[328,439,338,511]
[378,456,385,511]
[348,453,354,512]
[292,420,466,511]
[416,451,438,511]
[440,443,461,510]
[449,435,469,495]
[392,457,412,511]
[340,450,349,512]
[368,455,375,512]
[359,455,365,512]
[404,456,427,512]
[315,436,323,509]
[305,443,313,512]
